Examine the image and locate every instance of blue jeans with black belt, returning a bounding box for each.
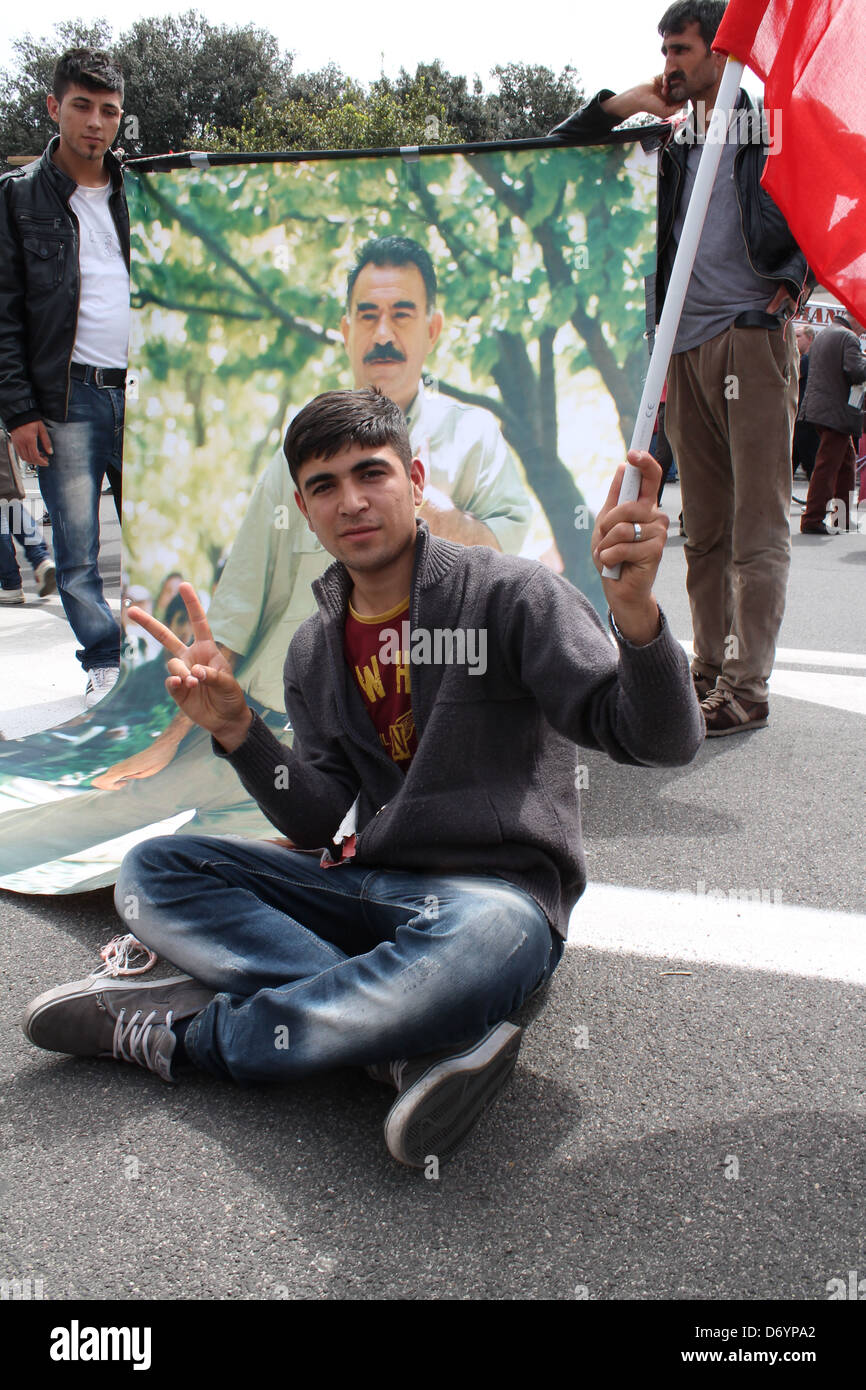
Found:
[39,372,123,670]
[116,833,563,1084]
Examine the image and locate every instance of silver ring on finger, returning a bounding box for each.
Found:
[633,521,642,542]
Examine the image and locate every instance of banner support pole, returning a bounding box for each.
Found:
[603,55,745,579]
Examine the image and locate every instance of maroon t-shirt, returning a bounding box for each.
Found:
[343,596,417,770]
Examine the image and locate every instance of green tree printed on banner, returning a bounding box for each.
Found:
[125,141,655,608]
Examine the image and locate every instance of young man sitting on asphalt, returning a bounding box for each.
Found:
[23,388,704,1168]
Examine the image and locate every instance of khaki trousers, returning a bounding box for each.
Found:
[665,323,798,701]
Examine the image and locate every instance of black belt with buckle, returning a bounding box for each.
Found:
[733,310,787,331]
[70,362,127,387]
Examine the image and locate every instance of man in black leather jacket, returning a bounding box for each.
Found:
[0,48,129,707]
[551,0,812,737]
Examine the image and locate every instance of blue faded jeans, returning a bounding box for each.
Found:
[116,834,563,1084]
[39,374,123,670]
[0,501,50,589]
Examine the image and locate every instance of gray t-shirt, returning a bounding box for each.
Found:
[667,135,773,353]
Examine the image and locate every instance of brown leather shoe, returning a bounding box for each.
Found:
[700,687,769,737]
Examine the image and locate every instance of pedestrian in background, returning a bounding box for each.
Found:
[799,309,866,534]
[0,48,129,707]
[551,0,810,736]
[0,500,56,605]
[792,323,819,483]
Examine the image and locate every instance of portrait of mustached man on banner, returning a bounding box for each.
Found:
[0,135,658,893]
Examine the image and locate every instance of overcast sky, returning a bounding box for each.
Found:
[0,0,762,98]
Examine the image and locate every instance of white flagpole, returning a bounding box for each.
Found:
[604,55,745,579]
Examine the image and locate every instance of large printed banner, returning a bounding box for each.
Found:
[0,137,657,893]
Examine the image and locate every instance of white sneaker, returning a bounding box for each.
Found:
[34,559,56,596]
[0,589,25,606]
[84,667,119,708]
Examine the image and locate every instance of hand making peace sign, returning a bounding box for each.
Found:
[127,582,253,751]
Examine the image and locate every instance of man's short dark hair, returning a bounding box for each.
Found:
[657,1,727,49]
[284,387,413,488]
[346,236,437,314]
[53,49,125,104]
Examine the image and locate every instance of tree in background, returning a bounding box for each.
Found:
[0,12,293,158]
[389,61,491,144]
[488,63,583,139]
[0,13,583,159]
[201,74,459,154]
[0,18,113,156]
[114,12,293,154]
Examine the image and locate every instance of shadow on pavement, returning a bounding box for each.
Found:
[3,944,865,1300]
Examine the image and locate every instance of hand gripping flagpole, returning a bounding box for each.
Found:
[603,55,745,579]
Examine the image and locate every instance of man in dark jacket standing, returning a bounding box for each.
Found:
[792,323,819,483]
[799,310,866,534]
[551,1,810,737]
[0,49,129,707]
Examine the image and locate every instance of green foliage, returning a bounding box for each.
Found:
[488,63,584,138]
[201,77,459,153]
[0,15,583,160]
[199,59,583,155]
[113,11,292,155]
[124,143,655,607]
[0,18,113,157]
[0,11,293,159]
[390,61,491,143]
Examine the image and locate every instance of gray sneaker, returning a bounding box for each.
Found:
[382,1021,523,1168]
[34,558,56,597]
[22,975,214,1084]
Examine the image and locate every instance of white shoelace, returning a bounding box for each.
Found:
[390,1059,409,1089]
[87,668,118,692]
[112,1007,174,1070]
[92,934,158,978]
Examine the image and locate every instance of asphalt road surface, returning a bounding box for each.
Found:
[1,487,864,1318]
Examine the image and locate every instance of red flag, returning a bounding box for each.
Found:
[713,0,866,324]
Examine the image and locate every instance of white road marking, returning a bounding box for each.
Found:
[568,882,866,987]
[676,640,866,714]
[679,640,866,671]
[773,646,866,670]
[768,669,866,716]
